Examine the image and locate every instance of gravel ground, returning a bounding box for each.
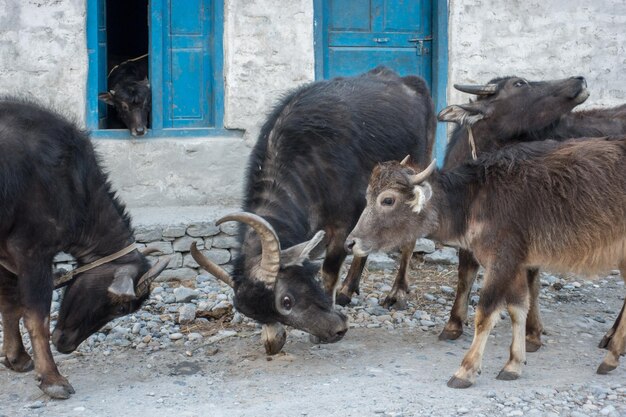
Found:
[1,255,625,416]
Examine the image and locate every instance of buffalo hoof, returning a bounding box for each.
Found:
[262,323,287,355]
[1,353,34,373]
[525,338,542,353]
[496,370,520,381]
[447,376,473,389]
[596,361,617,375]
[438,328,463,341]
[335,292,353,307]
[381,293,407,310]
[38,376,75,399]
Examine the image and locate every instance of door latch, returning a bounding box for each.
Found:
[408,36,432,56]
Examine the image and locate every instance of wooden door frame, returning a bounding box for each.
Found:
[313,0,449,163]
[85,0,234,139]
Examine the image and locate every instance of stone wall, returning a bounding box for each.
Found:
[54,217,241,283]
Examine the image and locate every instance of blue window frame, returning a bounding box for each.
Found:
[86,0,233,139]
[313,0,448,163]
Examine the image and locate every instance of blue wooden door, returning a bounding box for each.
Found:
[317,0,432,84]
[153,0,213,129]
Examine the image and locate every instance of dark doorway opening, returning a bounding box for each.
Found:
[102,1,150,131]
[106,1,149,70]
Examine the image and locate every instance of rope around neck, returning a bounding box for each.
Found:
[54,243,138,288]
[467,126,478,160]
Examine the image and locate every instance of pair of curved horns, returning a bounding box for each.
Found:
[191,212,282,288]
[400,156,437,184]
[454,83,498,96]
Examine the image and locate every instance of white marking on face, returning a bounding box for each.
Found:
[408,183,432,213]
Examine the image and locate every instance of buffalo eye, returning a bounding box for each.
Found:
[281,295,293,311]
[115,304,128,315]
[121,102,129,111]
[513,80,527,88]
[381,197,395,206]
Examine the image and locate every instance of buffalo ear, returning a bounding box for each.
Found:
[280,231,326,267]
[108,266,137,300]
[98,91,115,106]
[437,102,491,125]
[409,183,433,213]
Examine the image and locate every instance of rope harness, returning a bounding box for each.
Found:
[54,243,138,288]
[467,126,478,160]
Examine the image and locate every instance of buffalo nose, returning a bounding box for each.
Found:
[344,238,356,253]
[135,127,146,135]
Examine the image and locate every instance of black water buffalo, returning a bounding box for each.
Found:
[0,98,166,399]
[436,76,626,350]
[192,66,435,353]
[98,54,151,136]
[346,137,626,387]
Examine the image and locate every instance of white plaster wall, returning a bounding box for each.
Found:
[0,0,88,121]
[223,0,315,144]
[96,137,249,208]
[447,0,626,109]
[2,0,625,210]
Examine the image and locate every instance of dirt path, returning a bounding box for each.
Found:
[1,267,625,416]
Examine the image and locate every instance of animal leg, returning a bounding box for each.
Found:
[0,269,33,372]
[440,248,479,340]
[321,240,347,306]
[382,244,413,309]
[336,255,367,306]
[19,264,74,399]
[599,303,623,350]
[447,261,518,388]
[525,268,543,352]
[447,304,502,388]
[497,271,530,380]
[597,265,626,374]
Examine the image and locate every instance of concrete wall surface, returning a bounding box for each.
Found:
[447,0,626,109]
[1,0,625,213]
[0,0,87,118]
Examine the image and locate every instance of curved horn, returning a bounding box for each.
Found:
[408,159,437,185]
[453,83,498,96]
[190,242,234,288]
[400,155,411,166]
[218,212,280,284]
[140,246,160,256]
[135,257,170,297]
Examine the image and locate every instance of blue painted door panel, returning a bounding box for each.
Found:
[328,46,431,80]
[323,0,432,82]
[162,0,213,128]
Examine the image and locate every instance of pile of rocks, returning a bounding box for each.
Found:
[5,238,622,361]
